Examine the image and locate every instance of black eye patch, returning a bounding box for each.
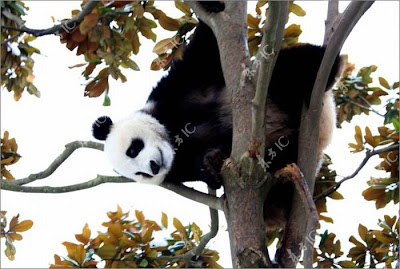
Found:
[126,138,144,158]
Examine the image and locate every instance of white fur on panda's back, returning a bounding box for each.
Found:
[316,90,336,169]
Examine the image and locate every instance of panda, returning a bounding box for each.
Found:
[92,8,344,229]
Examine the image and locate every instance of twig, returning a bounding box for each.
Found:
[346,99,385,117]
[0,1,98,37]
[250,1,288,157]
[314,143,398,202]
[13,141,104,186]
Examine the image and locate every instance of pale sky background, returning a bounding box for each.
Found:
[1,1,399,268]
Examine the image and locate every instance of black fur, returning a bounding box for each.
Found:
[92,116,113,141]
[143,21,341,188]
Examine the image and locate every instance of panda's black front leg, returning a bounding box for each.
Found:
[201,148,226,189]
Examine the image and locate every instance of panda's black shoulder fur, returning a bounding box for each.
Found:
[143,20,341,186]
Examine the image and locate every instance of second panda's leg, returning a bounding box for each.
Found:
[200,148,227,189]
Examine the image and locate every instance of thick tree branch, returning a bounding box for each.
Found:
[1,1,98,37]
[250,1,288,157]
[324,0,339,45]
[184,1,221,30]
[314,143,398,202]
[280,2,375,267]
[13,141,104,186]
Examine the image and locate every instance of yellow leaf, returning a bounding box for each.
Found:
[364,127,376,147]
[173,218,186,239]
[161,212,168,228]
[284,24,302,38]
[8,232,23,241]
[175,1,191,15]
[354,125,363,146]
[373,231,392,244]
[135,210,145,225]
[329,191,344,200]
[146,249,158,258]
[379,77,390,89]
[142,228,153,243]
[75,223,91,245]
[289,2,306,16]
[358,224,368,241]
[247,14,260,29]
[75,244,86,265]
[13,220,33,232]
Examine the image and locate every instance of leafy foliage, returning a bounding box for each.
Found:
[57,0,196,105]
[247,1,305,57]
[333,62,399,128]
[313,154,343,226]
[50,206,221,268]
[0,211,34,261]
[1,131,21,180]
[1,1,40,100]
[313,215,399,268]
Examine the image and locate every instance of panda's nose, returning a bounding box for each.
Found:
[150,160,160,175]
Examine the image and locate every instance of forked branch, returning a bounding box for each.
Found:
[0,140,224,211]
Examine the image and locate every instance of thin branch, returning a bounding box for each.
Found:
[1,33,22,45]
[250,1,288,157]
[314,143,398,202]
[160,183,223,211]
[346,99,385,117]
[324,0,340,45]
[2,139,224,211]
[298,0,374,189]
[0,1,98,37]
[180,188,219,265]
[1,175,134,193]
[13,141,104,186]
[281,1,375,267]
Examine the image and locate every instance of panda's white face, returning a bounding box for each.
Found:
[104,112,175,185]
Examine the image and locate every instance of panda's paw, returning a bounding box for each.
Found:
[202,148,226,189]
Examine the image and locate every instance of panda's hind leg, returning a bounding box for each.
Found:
[201,148,226,189]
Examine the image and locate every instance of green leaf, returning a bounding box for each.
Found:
[139,259,149,267]
[121,58,140,71]
[103,94,111,106]
[392,118,399,132]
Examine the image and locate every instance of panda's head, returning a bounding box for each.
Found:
[92,112,175,185]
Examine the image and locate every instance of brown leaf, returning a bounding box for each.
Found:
[158,14,180,31]
[153,37,176,54]
[161,212,168,228]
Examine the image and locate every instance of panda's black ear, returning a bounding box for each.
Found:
[92,116,113,141]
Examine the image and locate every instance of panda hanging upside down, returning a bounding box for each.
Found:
[92,8,344,229]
